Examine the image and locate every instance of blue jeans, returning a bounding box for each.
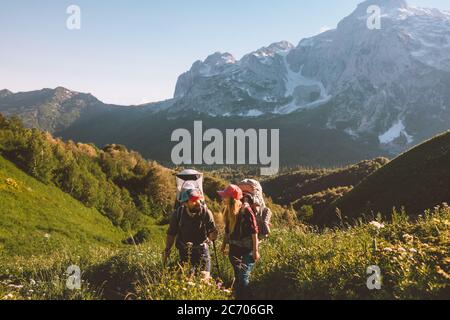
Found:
[179,244,211,274]
[229,248,255,300]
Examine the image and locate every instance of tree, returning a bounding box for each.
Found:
[19,130,57,183]
[298,205,314,223]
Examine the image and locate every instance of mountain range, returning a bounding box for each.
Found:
[1,0,449,166]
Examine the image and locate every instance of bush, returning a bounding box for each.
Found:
[123,227,153,245]
[297,205,314,223]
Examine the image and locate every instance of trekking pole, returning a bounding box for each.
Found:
[212,241,222,280]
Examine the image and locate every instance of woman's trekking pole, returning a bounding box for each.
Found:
[212,241,222,280]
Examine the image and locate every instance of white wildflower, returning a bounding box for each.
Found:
[8,284,24,289]
[402,234,414,242]
[3,293,14,299]
[369,221,384,229]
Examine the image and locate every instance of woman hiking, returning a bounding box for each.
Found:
[218,184,260,300]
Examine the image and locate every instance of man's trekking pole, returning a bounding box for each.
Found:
[212,241,222,280]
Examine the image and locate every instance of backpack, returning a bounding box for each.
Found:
[174,169,204,209]
[238,179,272,240]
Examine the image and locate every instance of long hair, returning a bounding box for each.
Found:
[223,198,241,234]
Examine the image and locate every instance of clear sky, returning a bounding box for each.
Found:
[1,0,449,105]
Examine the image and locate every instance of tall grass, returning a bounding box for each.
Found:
[1,206,449,300]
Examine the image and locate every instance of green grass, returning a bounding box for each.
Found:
[320,131,450,225]
[0,155,125,257]
[1,205,448,300]
[251,206,450,300]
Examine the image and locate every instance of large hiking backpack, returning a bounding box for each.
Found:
[238,179,272,240]
[175,169,204,209]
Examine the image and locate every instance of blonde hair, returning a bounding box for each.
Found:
[223,199,242,233]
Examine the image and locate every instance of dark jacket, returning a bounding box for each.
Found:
[167,205,217,250]
[225,204,259,253]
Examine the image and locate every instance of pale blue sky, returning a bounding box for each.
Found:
[1,0,449,105]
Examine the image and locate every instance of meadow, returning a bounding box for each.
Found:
[1,205,448,300]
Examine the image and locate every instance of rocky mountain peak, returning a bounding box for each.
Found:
[245,41,294,62]
[260,41,294,55]
[0,89,13,98]
[50,87,77,103]
[203,52,236,66]
[359,0,407,10]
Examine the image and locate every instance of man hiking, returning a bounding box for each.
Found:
[163,187,218,279]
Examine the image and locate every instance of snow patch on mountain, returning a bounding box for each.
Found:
[250,41,293,64]
[239,109,264,117]
[379,120,414,144]
[345,128,360,139]
[276,59,331,114]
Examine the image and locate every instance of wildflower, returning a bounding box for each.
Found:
[402,234,414,242]
[398,247,407,253]
[8,284,24,289]
[6,178,19,188]
[369,221,384,229]
[409,248,418,253]
[187,281,196,287]
[383,247,393,252]
[44,233,51,239]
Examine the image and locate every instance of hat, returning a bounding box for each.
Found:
[179,188,202,203]
[217,185,243,201]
